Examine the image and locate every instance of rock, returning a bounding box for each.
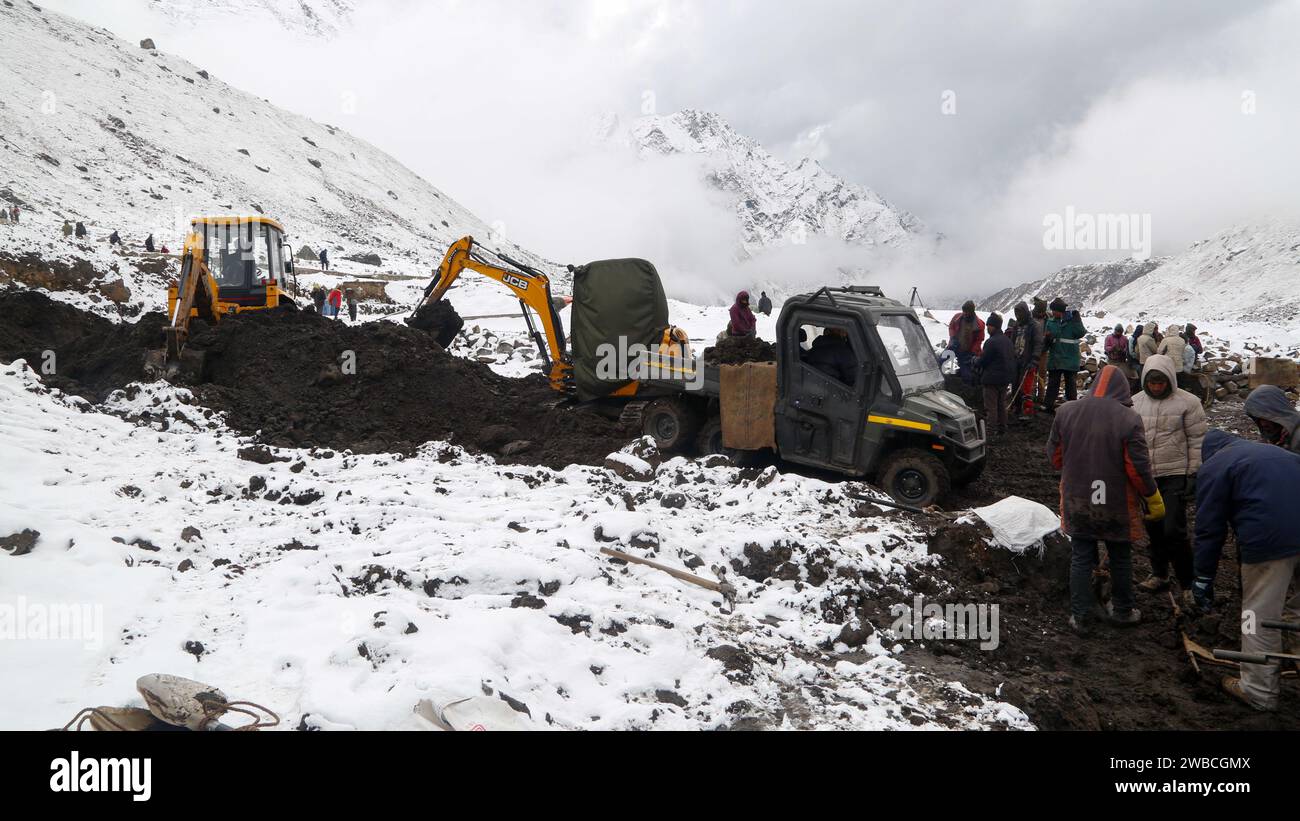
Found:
[344,252,382,267]
[197,69,209,80]
[660,492,687,509]
[308,158,322,169]
[498,440,534,457]
[177,559,194,572]
[510,593,546,609]
[249,475,267,493]
[97,278,130,303]
[237,445,283,464]
[655,689,688,708]
[139,38,156,50]
[1,529,39,556]
[604,452,655,482]
[180,526,202,543]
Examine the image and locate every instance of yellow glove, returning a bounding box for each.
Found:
[1144,490,1166,522]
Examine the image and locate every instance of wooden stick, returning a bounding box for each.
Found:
[599,547,723,593]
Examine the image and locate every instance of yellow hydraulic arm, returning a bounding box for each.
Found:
[415,236,573,392]
[164,230,221,362]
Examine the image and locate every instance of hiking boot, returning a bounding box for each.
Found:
[1220,676,1268,711]
[1111,607,1141,626]
[1138,575,1170,592]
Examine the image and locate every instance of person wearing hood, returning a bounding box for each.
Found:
[947,300,985,384]
[1132,355,1207,600]
[1010,301,1042,418]
[757,291,772,316]
[145,233,155,253]
[727,291,756,337]
[1193,430,1300,711]
[109,230,121,246]
[61,220,73,238]
[1243,385,1300,455]
[1048,365,1164,632]
[1043,297,1086,411]
[977,312,1017,435]
[74,221,88,239]
[1184,323,1204,357]
[1156,324,1187,369]
[1135,321,1159,364]
[1104,325,1129,363]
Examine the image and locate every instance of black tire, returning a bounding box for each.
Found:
[642,398,701,453]
[950,457,986,488]
[277,298,298,312]
[877,448,951,508]
[696,417,726,456]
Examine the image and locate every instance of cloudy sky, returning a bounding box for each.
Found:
[44,0,1300,297]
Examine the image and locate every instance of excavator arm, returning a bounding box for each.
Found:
[164,230,221,362]
[414,236,573,392]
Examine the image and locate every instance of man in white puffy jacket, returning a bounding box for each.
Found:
[1156,324,1187,369]
[1132,354,1207,601]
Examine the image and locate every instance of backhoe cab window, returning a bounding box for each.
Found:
[798,323,860,388]
[202,222,274,289]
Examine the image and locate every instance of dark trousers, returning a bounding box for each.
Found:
[1046,368,1077,408]
[956,351,976,383]
[1145,475,1192,586]
[982,384,1009,432]
[1070,537,1134,620]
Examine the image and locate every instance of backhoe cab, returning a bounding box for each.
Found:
[147,216,298,379]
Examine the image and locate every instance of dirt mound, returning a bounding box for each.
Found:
[404,301,464,348]
[0,290,164,400]
[0,291,631,469]
[702,335,776,366]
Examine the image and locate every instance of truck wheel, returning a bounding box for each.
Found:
[696,417,726,456]
[878,449,951,508]
[642,399,700,453]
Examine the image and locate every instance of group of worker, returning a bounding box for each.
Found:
[948,297,1088,435]
[310,284,357,321]
[0,205,20,223]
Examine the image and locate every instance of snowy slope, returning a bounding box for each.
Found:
[145,0,355,38]
[978,257,1168,314]
[0,361,1030,731]
[596,110,928,258]
[0,0,549,311]
[1100,221,1300,327]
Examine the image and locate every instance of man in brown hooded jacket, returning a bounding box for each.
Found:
[1048,365,1165,632]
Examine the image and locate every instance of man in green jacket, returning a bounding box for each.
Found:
[1044,297,1086,412]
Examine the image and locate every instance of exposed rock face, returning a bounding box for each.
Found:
[978,258,1166,313]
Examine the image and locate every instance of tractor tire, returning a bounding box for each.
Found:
[277,298,299,312]
[877,448,951,508]
[696,417,726,456]
[642,398,701,453]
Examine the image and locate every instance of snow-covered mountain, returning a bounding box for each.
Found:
[595,110,929,259]
[0,0,548,314]
[1100,220,1300,327]
[978,257,1167,313]
[145,0,355,38]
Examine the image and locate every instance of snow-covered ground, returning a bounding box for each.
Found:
[0,360,1031,731]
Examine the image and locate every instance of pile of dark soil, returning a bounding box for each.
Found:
[702,335,776,366]
[404,300,464,349]
[0,291,631,469]
[0,290,162,400]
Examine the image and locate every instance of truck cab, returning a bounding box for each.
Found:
[773,286,984,504]
[638,285,986,508]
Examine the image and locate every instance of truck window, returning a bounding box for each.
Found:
[799,322,860,388]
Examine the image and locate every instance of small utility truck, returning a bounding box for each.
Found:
[631,286,987,507]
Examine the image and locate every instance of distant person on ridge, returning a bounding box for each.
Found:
[319,248,329,272]
[145,234,155,252]
[758,291,772,316]
[75,221,88,239]
[62,220,73,238]
[10,206,19,223]
[109,230,121,246]
[947,300,985,383]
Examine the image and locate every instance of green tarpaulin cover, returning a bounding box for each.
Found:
[570,258,669,401]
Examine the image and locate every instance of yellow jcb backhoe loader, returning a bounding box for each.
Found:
[145,216,299,378]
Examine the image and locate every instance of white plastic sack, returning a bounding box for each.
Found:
[415,695,532,731]
[970,495,1060,551]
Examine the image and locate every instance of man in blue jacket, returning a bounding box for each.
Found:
[1193,429,1300,711]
